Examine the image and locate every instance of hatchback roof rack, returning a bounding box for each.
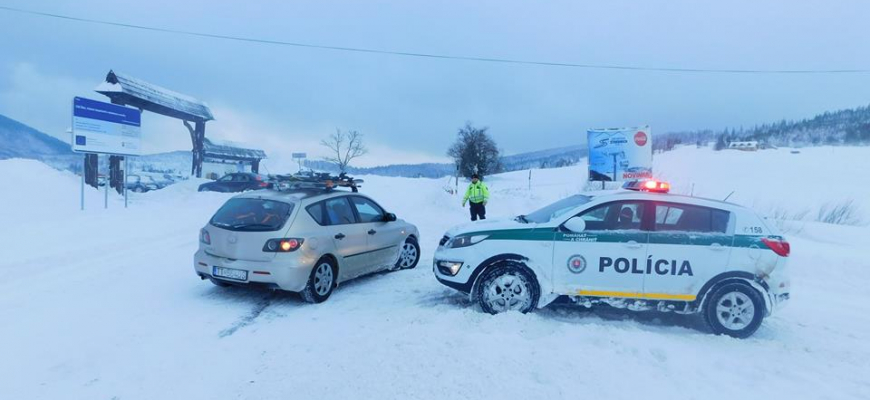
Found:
[272,172,364,193]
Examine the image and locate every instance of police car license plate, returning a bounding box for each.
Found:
[213,266,247,281]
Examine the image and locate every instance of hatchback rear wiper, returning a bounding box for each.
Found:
[230,223,275,231]
[516,215,529,223]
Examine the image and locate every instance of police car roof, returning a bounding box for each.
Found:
[589,189,746,210]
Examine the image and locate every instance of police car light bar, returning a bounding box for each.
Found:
[623,179,670,193]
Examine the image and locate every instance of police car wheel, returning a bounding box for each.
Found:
[704,283,764,339]
[395,237,420,270]
[300,258,336,304]
[475,263,539,315]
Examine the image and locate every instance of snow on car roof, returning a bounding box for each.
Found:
[590,189,747,210]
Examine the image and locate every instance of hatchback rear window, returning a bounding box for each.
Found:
[211,198,294,231]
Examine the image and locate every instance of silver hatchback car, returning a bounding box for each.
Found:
[194,188,420,302]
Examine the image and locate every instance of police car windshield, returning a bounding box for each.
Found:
[523,195,591,224]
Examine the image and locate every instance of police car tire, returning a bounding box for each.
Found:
[395,237,420,270]
[300,258,337,304]
[474,262,540,315]
[704,282,765,339]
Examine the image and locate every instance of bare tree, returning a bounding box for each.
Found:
[447,122,502,178]
[321,129,368,173]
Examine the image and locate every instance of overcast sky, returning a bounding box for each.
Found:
[1,0,869,167]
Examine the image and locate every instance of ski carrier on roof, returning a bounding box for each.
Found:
[271,171,364,193]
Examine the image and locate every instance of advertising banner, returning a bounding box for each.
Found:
[587,126,652,181]
[71,97,142,156]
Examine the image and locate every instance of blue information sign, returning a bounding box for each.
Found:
[71,97,142,156]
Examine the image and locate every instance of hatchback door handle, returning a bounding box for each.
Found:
[624,240,643,249]
[334,233,346,240]
[368,229,377,235]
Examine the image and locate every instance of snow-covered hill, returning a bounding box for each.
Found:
[0,113,73,159]
[1,146,869,400]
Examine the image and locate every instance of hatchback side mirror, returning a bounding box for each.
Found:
[384,213,397,222]
[563,216,586,233]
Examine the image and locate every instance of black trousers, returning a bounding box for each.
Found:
[470,202,486,221]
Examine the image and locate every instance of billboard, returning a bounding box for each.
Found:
[587,126,652,181]
[71,97,142,156]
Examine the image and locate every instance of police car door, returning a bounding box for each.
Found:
[552,200,649,297]
[643,202,732,301]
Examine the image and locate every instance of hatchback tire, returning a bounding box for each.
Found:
[300,258,337,304]
[395,237,421,270]
[474,262,539,315]
[704,282,765,339]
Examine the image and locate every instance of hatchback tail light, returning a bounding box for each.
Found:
[263,238,304,252]
[761,237,790,257]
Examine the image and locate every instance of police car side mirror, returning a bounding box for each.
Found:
[384,213,397,222]
[563,217,586,233]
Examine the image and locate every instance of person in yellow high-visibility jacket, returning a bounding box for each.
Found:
[461,173,489,221]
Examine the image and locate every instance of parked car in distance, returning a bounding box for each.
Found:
[138,172,174,189]
[126,174,159,193]
[198,173,272,193]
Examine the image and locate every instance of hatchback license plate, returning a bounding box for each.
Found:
[213,266,247,281]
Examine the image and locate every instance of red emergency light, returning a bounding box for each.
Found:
[623,179,671,193]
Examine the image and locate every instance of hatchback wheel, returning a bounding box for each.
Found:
[395,237,420,270]
[300,258,336,303]
[474,263,539,315]
[704,282,765,338]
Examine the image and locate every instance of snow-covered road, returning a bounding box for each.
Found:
[2,147,869,400]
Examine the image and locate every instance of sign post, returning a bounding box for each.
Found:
[71,96,142,210]
[104,170,108,209]
[587,126,652,185]
[81,157,85,211]
[124,158,128,208]
[292,152,307,172]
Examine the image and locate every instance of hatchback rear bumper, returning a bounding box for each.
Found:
[193,249,313,292]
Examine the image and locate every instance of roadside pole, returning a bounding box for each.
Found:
[80,154,85,211]
[124,157,128,208]
[104,156,108,209]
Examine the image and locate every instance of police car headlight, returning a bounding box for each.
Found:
[449,234,489,248]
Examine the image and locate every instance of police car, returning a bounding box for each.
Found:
[433,180,790,338]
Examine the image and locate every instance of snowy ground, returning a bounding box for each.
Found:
[1,146,869,400]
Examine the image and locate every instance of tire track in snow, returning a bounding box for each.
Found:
[219,292,278,338]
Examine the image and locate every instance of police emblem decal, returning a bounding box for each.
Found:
[567,255,586,274]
